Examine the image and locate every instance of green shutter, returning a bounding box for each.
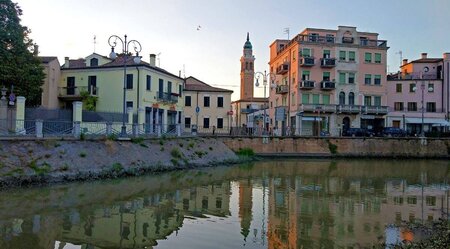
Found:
[349,51,355,61]
[322,95,330,104]
[302,94,309,104]
[375,53,381,63]
[323,72,330,78]
[323,50,330,57]
[374,96,381,106]
[302,48,311,57]
[312,94,320,104]
[339,73,346,84]
[365,53,372,62]
[339,51,346,60]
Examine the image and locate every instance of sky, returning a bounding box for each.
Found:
[16,0,450,100]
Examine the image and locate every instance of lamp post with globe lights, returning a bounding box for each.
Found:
[108,35,142,137]
[255,70,276,133]
[413,77,434,137]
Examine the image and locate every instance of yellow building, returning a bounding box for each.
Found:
[60,53,184,128]
[183,76,233,133]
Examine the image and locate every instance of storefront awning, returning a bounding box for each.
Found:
[405,118,450,126]
[301,116,323,121]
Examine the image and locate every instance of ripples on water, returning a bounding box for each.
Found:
[0,159,449,249]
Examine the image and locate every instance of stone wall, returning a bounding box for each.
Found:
[222,137,450,158]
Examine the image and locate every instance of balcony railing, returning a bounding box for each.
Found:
[299,104,389,114]
[320,58,336,67]
[398,72,441,80]
[342,37,354,44]
[157,92,178,103]
[337,105,363,114]
[364,106,389,114]
[360,39,388,48]
[58,86,99,98]
[299,80,315,89]
[320,81,335,90]
[299,104,337,113]
[276,64,289,74]
[276,85,289,94]
[299,57,315,67]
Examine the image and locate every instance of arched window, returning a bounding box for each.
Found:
[245,62,249,70]
[339,92,346,105]
[348,92,355,105]
[90,58,98,67]
[249,62,253,70]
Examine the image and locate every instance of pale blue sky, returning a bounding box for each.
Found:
[18,0,450,100]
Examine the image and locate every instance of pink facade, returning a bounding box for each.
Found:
[387,53,450,135]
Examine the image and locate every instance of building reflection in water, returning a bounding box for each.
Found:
[0,160,448,249]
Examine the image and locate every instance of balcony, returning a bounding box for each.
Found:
[58,86,99,100]
[360,39,388,48]
[299,80,315,89]
[342,37,354,44]
[363,106,389,114]
[320,81,335,90]
[276,63,289,74]
[157,92,178,103]
[398,72,441,80]
[337,105,362,114]
[320,58,336,67]
[299,57,315,67]
[299,104,337,113]
[275,85,289,94]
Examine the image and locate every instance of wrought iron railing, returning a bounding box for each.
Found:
[58,86,99,97]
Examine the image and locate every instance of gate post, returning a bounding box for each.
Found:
[36,119,43,138]
[16,96,26,133]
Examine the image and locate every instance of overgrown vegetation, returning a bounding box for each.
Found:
[107,134,118,141]
[79,152,87,158]
[28,161,51,176]
[327,140,338,154]
[80,90,98,111]
[236,147,255,157]
[170,148,182,158]
[111,163,123,173]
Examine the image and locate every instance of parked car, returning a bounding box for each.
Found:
[382,127,407,137]
[342,128,366,137]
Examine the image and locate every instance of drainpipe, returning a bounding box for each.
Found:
[136,66,140,110]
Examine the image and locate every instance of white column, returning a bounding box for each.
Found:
[138,107,145,125]
[72,101,83,122]
[15,96,25,133]
[127,107,133,125]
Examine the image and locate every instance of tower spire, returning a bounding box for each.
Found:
[247,32,249,42]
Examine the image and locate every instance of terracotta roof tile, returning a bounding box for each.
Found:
[184,76,233,93]
[38,56,58,64]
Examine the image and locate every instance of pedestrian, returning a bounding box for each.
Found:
[212,125,216,135]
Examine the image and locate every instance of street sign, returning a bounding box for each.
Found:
[195,106,200,113]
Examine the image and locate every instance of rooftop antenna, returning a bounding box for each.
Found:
[395,50,403,69]
[283,28,290,40]
[156,52,161,67]
[183,64,186,78]
[93,35,97,53]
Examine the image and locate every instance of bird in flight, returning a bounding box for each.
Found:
[197,25,201,31]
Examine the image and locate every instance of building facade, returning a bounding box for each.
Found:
[60,53,184,130]
[183,76,233,132]
[268,26,389,136]
[386,53,450,135]
[39,56,61,109]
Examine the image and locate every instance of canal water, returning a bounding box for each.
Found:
[0,159,449,249]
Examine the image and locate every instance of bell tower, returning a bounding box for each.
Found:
[240,32,255,99]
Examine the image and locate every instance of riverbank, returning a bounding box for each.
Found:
[0,137,241,188]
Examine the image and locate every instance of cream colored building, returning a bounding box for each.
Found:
[183,76,233,132]
[39,56,61,109]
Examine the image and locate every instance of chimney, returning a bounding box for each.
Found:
[64,57,70,68]
[149,54,156,67]
[402,59,408,66]
[443,53,450,60]
[421,53,428,59]
[33,44,39,56]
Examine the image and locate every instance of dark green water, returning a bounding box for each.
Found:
[0,159,449,249]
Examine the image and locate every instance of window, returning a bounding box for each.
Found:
[348,73,355,84]
[292,50,296,61]
[326,34,334,42]
[426,102,436,112]
[349,92,355,105]
[185,117,191,128]
[323,50,330,58]
[158,79,164,98]
[349,51,356,62]
[407,196,417,205]
[302,71,310,80]
[365,53,372,63]
[394,102,404,111]
[167,81,172,94]
[146,75,151,91]
[322,94,330,104]
[410,83,416,92]
[339,51,346,61]
[428,83,434,92]
[364,96,372,106]
[126,74,133,89]
[339,72,346,84]
[88,76,97,95]
[323,72,330,81]
[374,75,381,85]
[217,96,224,107]
[179,84,183,97]
[302,94,309,104]
[312,94,319,104]
[309,33,319,42]
[364,74,372,85]
[126,101,133,109]
[301,48,311,57]
[204,96,210,107]
[90,58,98,67]
[407,102,417,111]
[217,118,223,128]
[375,53,381,63]
[374,96,381,106]
[185,96,191,106]
[396,84,402,93]
[426,196,436,206]
[203,117,210,128]
[339,92,345,105]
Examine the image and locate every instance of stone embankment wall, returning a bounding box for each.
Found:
[222,137,450,158]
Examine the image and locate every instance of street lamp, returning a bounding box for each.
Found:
[255,70,276,133]
[108,35,142,137]
[413,80,433,137]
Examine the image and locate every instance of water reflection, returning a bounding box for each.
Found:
[0,159,448,249]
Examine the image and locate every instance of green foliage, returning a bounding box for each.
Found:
[194,150,206,158]
[209,147,213,151]
[60,163,69,171]
[80,91,98,111]
[327,140,338,154]
[0,1,45,106]
[188,142,195,148]
[111,163,123,173]
[160,147,164,152]
[28,161,51,175]
[79,152,86,158]
[107,133,118,141]
[170,158,179,166]
[79,132,86,141]
[170,148,182,158]
[236,148,255,157]
[131,137,145,144]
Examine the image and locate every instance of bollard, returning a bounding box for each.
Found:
[73,121,81,138]
[157,124,161,137]
[132,123,139,137]
[176,124,181,137]
[35,119,43,138]
[106,122,112,136]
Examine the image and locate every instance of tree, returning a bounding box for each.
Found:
[0,0,44,106]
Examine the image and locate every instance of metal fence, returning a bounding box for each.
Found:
[25,107,72,121]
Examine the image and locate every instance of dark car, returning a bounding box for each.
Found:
[342,128,366,137]
[382,127,407,137]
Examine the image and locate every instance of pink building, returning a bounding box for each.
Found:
[387,53,450,135]
[268,26,389,136]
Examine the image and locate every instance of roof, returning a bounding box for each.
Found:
[61,54,183,80]
[232,97,268,103]
[184,76,233,93]
[409,58,443,64]
[244,32,252,49]
[38,56,58,64]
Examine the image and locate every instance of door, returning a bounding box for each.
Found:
[67,77,75,95]
[393,120,400,128]
[343,117,350,132]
